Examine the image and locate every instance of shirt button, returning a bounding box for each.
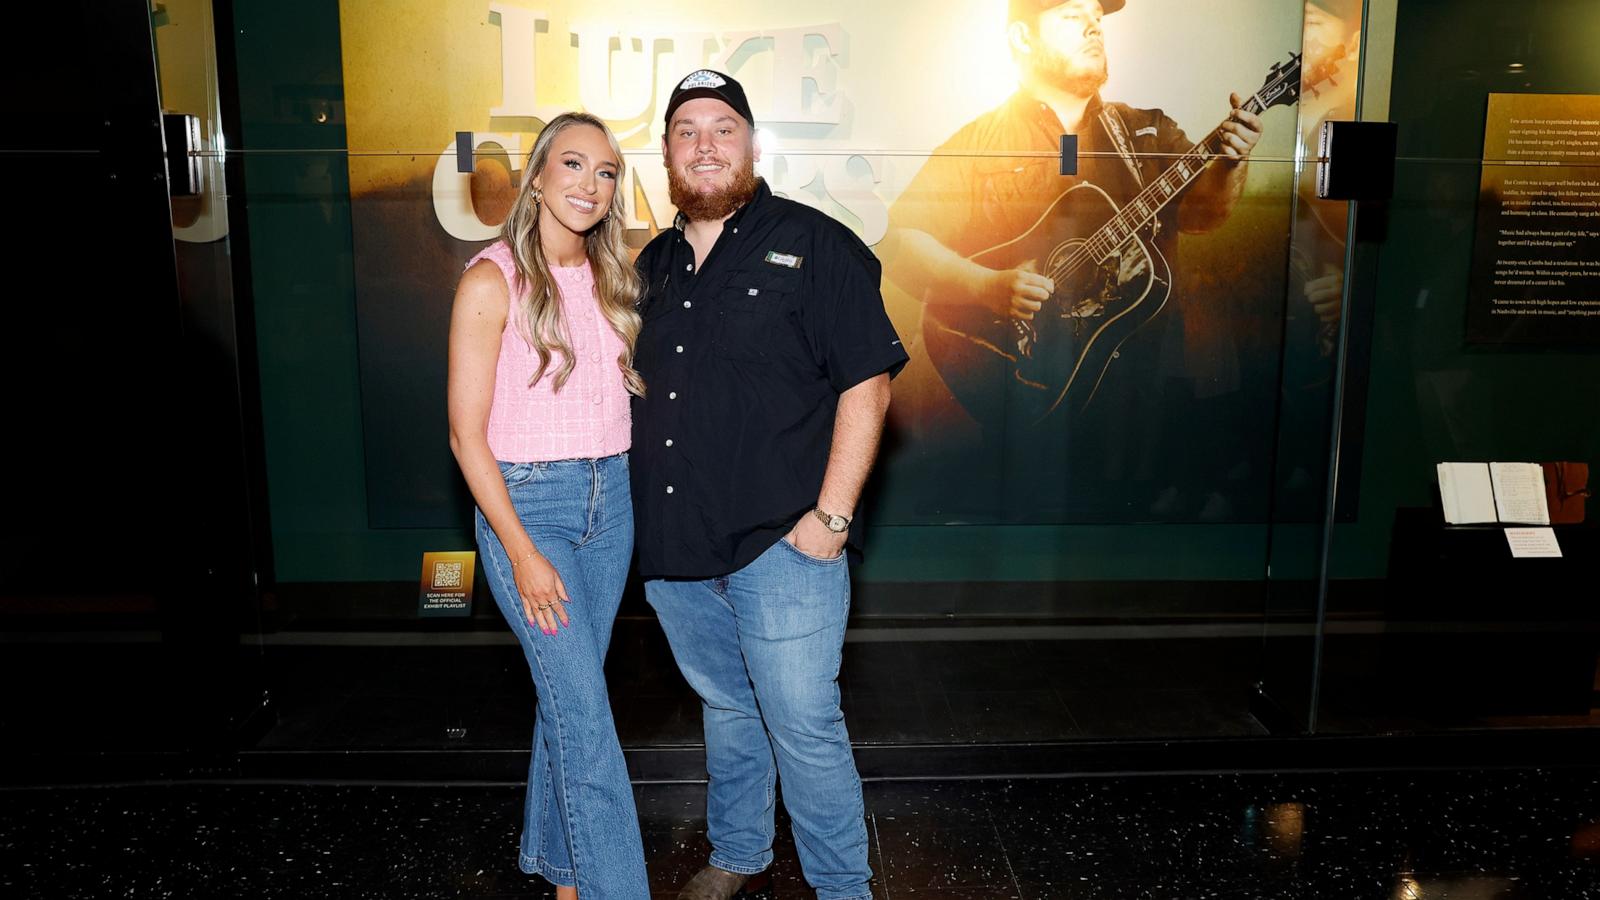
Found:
[665,439,674,447]
[675,345,684,353]
[666,485,675,494]
[591,394,602,406]
[590,351,600,362]
[684,263,692,272]
[669,391,677,400]
[683,300,692,308]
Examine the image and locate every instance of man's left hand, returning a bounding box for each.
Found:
[785,513,848,561]
[1218,93,1264,160]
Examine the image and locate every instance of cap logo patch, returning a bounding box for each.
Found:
[679,70,727,90]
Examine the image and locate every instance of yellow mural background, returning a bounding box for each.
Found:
[337,0,1304,205]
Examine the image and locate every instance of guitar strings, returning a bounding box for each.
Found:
[1041,55,1298,289]
[1047,90,1272,287]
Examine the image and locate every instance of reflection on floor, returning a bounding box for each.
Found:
[256,620,1269,750]
[3,768,1597,898]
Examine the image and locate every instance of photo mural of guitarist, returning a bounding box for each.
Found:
[883,0,1279,520]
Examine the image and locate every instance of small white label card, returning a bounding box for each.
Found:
[1504,527,1562,558]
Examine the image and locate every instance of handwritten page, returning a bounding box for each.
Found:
[1489,462,1551,525]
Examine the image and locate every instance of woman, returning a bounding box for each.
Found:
[447,112,649,898]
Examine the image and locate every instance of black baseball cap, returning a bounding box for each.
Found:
[663,69,755,130]
[1008,0,1125,20]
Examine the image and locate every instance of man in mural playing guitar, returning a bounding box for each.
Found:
[883,0,1269,516]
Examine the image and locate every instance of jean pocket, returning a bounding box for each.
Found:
[498,460,545,488]
[779,535,846,565]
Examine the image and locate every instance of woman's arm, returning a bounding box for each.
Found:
[447,260,571,635]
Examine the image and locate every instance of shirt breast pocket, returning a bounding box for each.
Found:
[641,289,680,323]
[635,292,684,371]
[715,266,799,363]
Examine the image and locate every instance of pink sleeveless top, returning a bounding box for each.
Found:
[467,241,632,462]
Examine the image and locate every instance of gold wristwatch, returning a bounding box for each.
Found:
[812,507,851,533]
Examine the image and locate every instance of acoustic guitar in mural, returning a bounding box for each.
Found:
[923,53,1331,428]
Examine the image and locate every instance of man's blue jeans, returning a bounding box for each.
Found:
[477,454,650,898]
[646,538,872,900]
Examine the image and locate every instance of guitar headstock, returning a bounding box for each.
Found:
[1254,53,1307,113]
[1300,42,1347,100]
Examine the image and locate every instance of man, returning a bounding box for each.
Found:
[631,69,908,900]
[882,0,1263,518]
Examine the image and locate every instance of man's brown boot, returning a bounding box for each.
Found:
[676,865,772,899]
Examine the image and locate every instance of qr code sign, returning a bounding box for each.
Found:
[433,561,464,589]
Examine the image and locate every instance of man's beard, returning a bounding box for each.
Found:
[1034,47,1109,98]
[667,157,760,222]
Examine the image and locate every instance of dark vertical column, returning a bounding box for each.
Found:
[0,0,270,769]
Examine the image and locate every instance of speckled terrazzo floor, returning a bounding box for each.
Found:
[3,768,1597,898]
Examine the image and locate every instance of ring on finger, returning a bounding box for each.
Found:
[536,602,553,610]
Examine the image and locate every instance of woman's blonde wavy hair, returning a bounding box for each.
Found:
[501,112,645,396]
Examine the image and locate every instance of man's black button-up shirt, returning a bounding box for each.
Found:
[631,180,908,580]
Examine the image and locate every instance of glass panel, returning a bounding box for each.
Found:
[25,0,1600,768]
[155,0,274,747]
[1314,0,1600,733]
[1256,0,1370,734]
[216,0,1338,753]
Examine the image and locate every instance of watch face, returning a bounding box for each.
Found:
[828,515,848,532]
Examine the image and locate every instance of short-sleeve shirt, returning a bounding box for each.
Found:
[888,91,1202,401]
[888,91,1193,274]
[631,179,909,580]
